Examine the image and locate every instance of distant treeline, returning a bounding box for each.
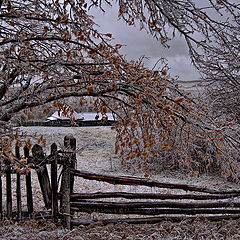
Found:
[20,119,116,127]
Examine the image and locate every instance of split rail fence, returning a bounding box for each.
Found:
[1,136,240,229]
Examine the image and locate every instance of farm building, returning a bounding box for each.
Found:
[47,110,84,121]
[81,112,115,121]
[46,111,116,127]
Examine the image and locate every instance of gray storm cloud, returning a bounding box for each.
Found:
[89,5,200,81]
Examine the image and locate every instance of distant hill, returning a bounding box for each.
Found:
[177,80,205,95]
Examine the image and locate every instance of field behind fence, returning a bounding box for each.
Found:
[1,134,240,229]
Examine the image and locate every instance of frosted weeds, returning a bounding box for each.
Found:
[5,126,240,208]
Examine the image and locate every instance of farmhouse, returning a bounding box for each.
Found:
[81,112,115,121]
[47,110,84,121]
[47,111,116,126]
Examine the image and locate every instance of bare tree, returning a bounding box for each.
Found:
[113,0,240,120]
[0,0,239,179]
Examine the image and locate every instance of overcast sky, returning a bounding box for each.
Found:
[89,5,200,82]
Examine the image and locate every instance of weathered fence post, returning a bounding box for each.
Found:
[60,136,76,229]
[24,146,33,216]
[64,136,76,193]
[6,158,12,219]
[51,143,58,222]
[15,145,22,220]
[32,144,52,209]
[61,154,71,229]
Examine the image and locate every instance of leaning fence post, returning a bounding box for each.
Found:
[51,143,58,222]
[15,145,22,220]
[32,144,52,209]
[24,146,33,216]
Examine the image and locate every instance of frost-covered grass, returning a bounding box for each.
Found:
[1,126,238,207]
[1,126,240,239]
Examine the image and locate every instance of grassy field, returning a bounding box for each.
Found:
[1,126,240,239]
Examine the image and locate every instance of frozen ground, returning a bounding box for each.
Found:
[18,126,117,173]
[1,126,240,239]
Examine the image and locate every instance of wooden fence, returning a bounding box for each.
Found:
[67,169,240,228]
[1,135,240,229]
[0,135,76,223]
[0,145,34,220]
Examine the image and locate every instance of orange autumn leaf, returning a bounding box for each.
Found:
[185,157,193,162]
[101,116,108,122]
[216,0,223,4]
[115,44,123,49]
[174,97,185,103]
[161,69,168,76]
[61,82,68,89]
[221,171,231,177]
[7,1,12,12]
[160,143,172,151]
[163,105,171,111]
[144,173,150,178]
[43,26,49,32]
[66,50,71,58]
[87,86,94,94]
[196,134,204,139]
[37,136,45,144]
[43,108,51,115]
[167,163,175,168]
[193,170,200,176]
[111,83,118,90]
[105,33,112,38]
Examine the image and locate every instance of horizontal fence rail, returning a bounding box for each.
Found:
[70,169,240,195]
[70,192,240,200]
[66,168,240,228]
